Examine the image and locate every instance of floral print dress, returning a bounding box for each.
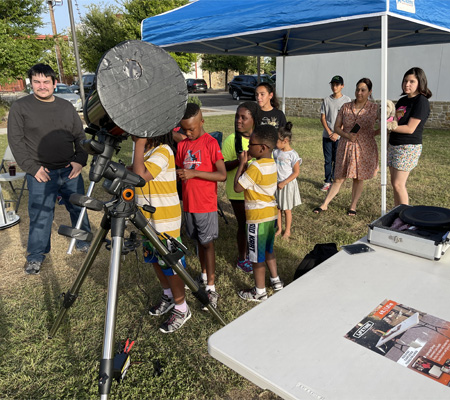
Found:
[335,100,379,180]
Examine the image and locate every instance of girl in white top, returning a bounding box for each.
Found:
[273,122,302,239]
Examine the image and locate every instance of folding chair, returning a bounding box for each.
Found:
[0,145,27,212]
[209,131,228,225]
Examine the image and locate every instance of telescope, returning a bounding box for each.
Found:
[49,40,226,399]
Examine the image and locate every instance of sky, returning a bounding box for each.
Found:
[39,0,116,35]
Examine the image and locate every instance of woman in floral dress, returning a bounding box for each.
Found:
[314,78,379,216]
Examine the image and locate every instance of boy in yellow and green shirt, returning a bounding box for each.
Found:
[233,124,284,302]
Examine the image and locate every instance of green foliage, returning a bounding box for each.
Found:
[202,54,249,75]
[76,3,128,73]
[244,56,276,75]
[264,56,276,74]
[169,51,196,74]
[0,98,8,120]
[187,95,202,107]
[121,0,189,39]
[77,0,195,74]
[0,0,49,84]
[39,29,78,82]
[120,0,196,73]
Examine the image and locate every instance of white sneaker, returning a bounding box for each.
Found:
[238,287,268,302]
[159,306,191,333]
[321,182,332,192]
[149,294,175,316]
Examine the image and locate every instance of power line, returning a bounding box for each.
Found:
[74,0,83,20]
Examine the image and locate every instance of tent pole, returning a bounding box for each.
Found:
[282,55,286,114]
[381,14,388,216]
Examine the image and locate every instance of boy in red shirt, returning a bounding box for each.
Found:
[176,103,226,309]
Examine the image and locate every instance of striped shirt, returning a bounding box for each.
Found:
[135,144,181,237]
[238,158,278,224]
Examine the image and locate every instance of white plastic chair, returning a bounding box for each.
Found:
[0,145,27,212]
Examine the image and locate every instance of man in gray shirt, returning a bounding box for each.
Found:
[7,64,91,274]
[320,75,351,192]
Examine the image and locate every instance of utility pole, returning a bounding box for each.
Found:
[48,0,66,83]
[67,0,86,104]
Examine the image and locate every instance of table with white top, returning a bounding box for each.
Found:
[208,239,450,400]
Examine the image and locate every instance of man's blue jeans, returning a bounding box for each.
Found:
[26,167,91,263]
[322,137,340,183]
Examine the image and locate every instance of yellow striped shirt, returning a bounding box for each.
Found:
[238,158,278,224]
[135,144,181,237]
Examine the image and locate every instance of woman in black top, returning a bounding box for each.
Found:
[255,82,286,129]
[388,67,432,206]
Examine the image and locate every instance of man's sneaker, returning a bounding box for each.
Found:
[202,290,219,311]
[236,259,253,274]
[149,294,175,316]
[238,287,268,302]
[159,306,191,333]
[321,182,332,192]
[271,279,284,292]
[76,242,90,253]
[24,260,41,275]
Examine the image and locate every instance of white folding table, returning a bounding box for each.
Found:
[208,239,450,400]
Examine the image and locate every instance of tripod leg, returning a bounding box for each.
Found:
[132,210,226,326]
[67,181,96,254]
[99,217,124,399]
[48,213,110,339]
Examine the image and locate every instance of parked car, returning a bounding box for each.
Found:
[54,84,83,112]
[70,73,96,97]
[186,78,208,93]
[228,74,274,100]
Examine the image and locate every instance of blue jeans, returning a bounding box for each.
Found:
[323,137,340,183]
[26,167,91,263]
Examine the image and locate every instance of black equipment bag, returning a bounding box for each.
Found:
[293,243,338,281]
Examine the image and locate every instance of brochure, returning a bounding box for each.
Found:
[345,299,450,387]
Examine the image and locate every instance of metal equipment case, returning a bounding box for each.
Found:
[367,205,450,260]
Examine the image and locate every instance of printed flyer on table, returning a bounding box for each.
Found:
[345,299,450,387]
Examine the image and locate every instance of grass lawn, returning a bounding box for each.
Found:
[0,114,449,399]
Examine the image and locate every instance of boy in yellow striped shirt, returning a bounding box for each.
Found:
[234,125,284,302]
[133,133,189,333]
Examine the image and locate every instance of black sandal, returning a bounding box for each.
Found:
[313,207,325,214]
[347,209,357,216]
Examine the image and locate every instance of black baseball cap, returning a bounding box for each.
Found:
[330,75,344,85]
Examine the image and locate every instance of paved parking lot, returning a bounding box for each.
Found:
[195,90,250,115]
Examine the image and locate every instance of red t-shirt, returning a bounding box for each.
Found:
[175,132,223,213]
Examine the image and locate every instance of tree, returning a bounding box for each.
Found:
[40,29,78,83]
[76,3,128,73]
[201,54,249,90]
[121,0,196,73]
[0,0,50,84]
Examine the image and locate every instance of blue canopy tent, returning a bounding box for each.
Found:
[142,0,450,214]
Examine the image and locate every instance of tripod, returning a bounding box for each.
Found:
[48,128,226,399]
